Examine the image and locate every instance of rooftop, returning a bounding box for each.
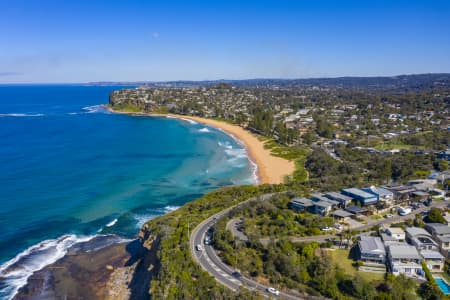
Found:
[420,250,444,260]
[325,192,353,202]
[290,198,314,207]
[363,186,394,197]
[388,245,421,260]
[406,227,430,237]
[332,209,353,218]
[387,227,405,235]
[345,205,367,214]
[425,223,450,235]
[359,236,386,254]
[342,188,377,199]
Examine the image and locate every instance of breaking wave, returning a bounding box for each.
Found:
[0,234,96,300]
[0,113,44,118]
[198,127,211,133]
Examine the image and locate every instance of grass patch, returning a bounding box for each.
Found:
[328,249,385,282]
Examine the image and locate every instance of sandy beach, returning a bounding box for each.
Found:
[171,115,295,184]
[106,107,295,184]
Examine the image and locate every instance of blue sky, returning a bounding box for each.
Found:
[1,0,450,82]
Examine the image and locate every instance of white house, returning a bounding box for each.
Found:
[387,245,424,278]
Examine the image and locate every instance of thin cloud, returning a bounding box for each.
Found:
[0,72,23,77]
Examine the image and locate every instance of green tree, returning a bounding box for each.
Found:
[425,207,447,224]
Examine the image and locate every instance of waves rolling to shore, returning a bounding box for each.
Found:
[0,85,256,299]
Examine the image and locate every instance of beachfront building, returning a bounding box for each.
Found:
[341,188,378,206]
[387,244,424,278]
[406,227,439,251]
[421,250,445,272]
[358,236,386,263]
[324,192,353,207]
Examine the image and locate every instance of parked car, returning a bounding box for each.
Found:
[334,223,343,230]
[385,214,394,218]
[398,207,412,216]
[267,287,280,296]
[321,226,333,232]
[196,244,203,251]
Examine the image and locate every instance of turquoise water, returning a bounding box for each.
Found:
[0,85,255,298]
[435,278,450,295]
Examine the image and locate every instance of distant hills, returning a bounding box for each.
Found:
[89,73,450,91]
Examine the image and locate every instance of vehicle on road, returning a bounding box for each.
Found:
[398,207,412,216]
[267,287,280,296]
[231,271,243,279]
[204,236,211,245]
[385,214,394,218]
[196,244,203,251]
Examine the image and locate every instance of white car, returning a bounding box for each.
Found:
[398,207,412,216]
[385,214,394,218]
[196,244,203,251]
[321,226,333,232]
[267,287,280,296]
[334,223,343,230]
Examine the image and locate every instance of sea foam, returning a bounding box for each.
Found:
[0,113,44,118]
[0,234,96,300]
[198,127,211,133]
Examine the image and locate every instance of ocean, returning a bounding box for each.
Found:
[0,85,256,299]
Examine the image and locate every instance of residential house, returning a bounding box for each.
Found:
[345,205,368,216]
[434,235,450,258]
[407,179,436,191]
[425,223,450,257]
[363,186,394,204]
[406,227,439,251]
[314,200,335,216]
[289,198,314,213]
[385,227,406,242]
[383,185,416,203]
[421,250,445,272]
[425,223,450,237]
[387,245,424,278]
[341,188,378,206]
[331,209,353,222]
[358,236,386,264]
[325,192,353,208]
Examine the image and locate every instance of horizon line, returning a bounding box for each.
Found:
[1,72,450,85]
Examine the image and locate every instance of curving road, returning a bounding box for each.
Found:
[190,193,302,299]
[190,192,449,299]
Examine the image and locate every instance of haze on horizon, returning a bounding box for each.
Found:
[1,0,450,83]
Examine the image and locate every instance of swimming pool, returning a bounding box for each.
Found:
[435,278,450,295]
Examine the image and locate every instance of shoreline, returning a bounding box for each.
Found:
[105,107,295,184]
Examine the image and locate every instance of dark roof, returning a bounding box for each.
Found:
[332,209,353,218]
[290,198,314,207]
[345,206,367,214]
